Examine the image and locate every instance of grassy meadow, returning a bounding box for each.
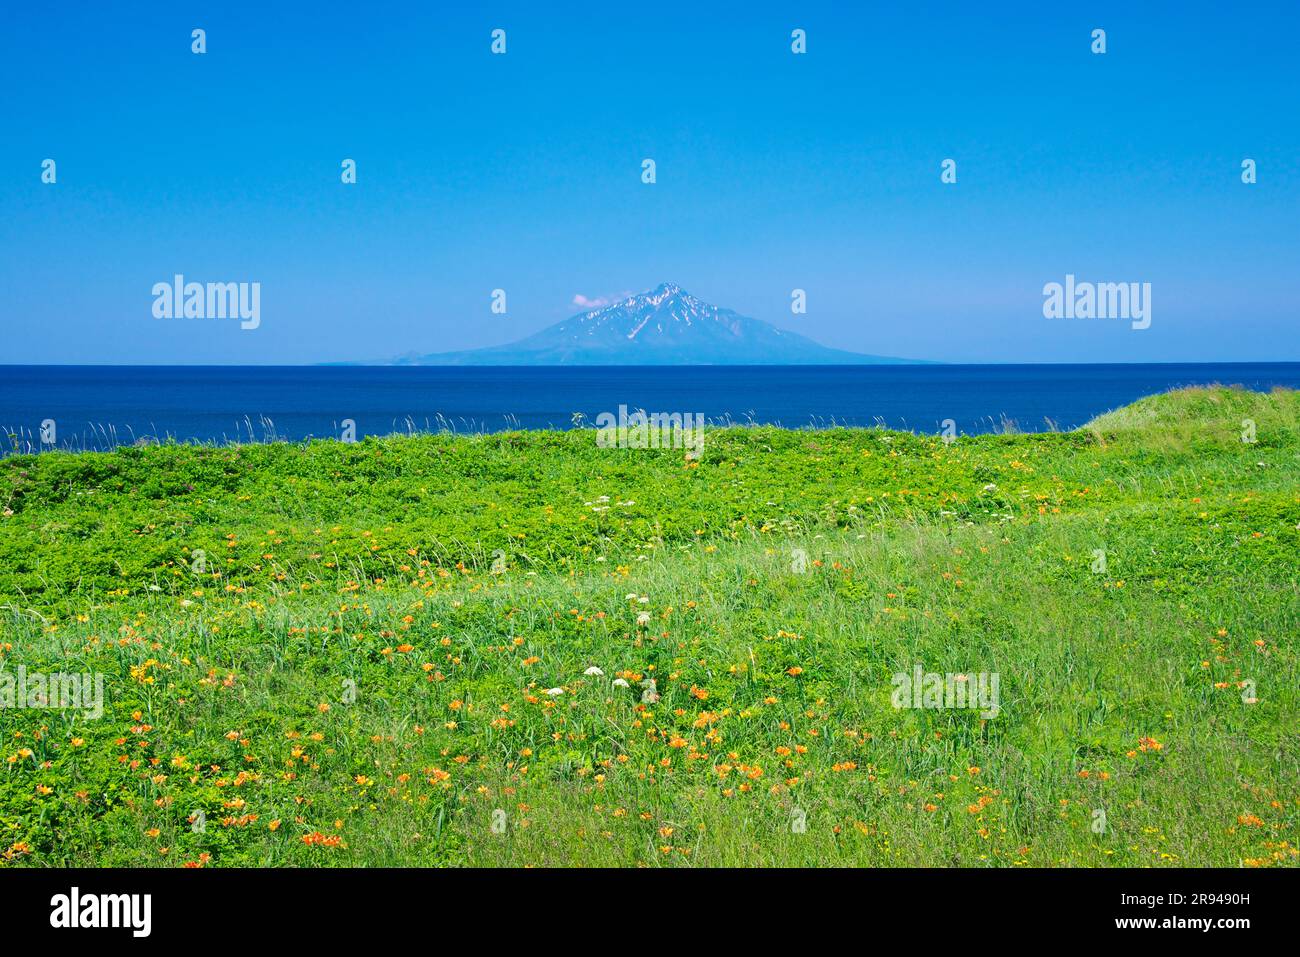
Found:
[0,385,1297,867]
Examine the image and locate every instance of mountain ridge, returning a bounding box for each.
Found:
[376,283,929,365]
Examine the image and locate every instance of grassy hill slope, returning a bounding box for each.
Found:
[0,386,1296,866]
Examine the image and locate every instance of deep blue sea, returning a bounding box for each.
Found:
[3,364,1300,451]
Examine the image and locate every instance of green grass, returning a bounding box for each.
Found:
[1,385,1297,867]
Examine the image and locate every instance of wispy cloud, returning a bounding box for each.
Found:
[573,290,632,310]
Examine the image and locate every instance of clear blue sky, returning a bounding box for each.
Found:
[2,1,1297,364]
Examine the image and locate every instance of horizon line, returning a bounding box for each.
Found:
[5,360,1300,369]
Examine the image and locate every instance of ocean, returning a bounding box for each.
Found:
[3,363,1299,451]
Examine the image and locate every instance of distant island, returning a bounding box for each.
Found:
[358,283,927,365]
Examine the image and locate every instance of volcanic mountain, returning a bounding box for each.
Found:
[392,283,921,365]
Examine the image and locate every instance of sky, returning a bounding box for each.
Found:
[2,0,1298,365]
